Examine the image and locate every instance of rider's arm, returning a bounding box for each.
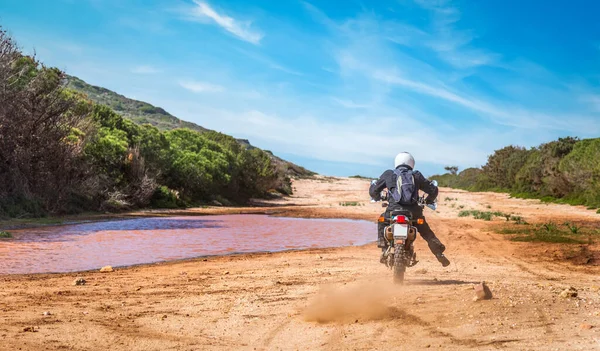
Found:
[369,170,392,200]
[414,171,438,204]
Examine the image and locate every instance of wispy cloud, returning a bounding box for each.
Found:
[412,0,500,69]
[236,48,303,76]
[179,80,225,93]
[190,1,263,44]
[331,97,370,109]
[370,63,599,133]
[131,65,160,74]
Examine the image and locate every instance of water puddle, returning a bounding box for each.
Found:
[0,215,375,274]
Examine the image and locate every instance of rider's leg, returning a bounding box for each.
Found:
[378,212,390,264]
[415,218,450,267]
[377,212,387,250]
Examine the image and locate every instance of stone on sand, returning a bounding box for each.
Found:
[100,266,114,273]
[474,282,493,301]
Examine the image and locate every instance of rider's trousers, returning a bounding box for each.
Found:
[377,209,446,257]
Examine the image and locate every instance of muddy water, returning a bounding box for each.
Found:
[0,215,375,274]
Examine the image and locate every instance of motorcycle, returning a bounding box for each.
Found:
[371,180,438,283]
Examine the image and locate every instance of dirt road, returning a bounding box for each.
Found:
[2,177,600,350]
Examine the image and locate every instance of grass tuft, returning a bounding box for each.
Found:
[496,221,596,244]
[339,201,362,207]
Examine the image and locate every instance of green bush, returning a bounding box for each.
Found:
[431,137,600,210]
[0,196,46,219]
[0,231,12,238]
[150,186,183,209]
[458,210,471,217]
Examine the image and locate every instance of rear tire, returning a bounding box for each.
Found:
[393,245,406,284]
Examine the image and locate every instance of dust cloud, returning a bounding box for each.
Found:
[302,279,404,323]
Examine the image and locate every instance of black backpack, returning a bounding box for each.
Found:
[390,168,418,205]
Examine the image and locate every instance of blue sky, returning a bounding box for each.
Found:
[2,0,600,177]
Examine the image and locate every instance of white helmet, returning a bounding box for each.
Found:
[394,152,415,169]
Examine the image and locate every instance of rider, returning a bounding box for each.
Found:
[369,152,450,267]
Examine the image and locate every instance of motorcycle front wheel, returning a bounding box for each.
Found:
[393,244,406,284]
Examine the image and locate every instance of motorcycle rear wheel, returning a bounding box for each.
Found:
[393,245,406,284]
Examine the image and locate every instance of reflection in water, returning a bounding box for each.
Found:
[0,215,375,274]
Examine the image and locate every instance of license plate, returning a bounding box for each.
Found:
[393,224,408,239]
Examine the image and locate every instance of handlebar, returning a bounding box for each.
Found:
[370,188,437,211]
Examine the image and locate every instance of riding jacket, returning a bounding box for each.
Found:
[369,165,439,214]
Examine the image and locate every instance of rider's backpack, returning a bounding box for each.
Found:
[390,168,418,205]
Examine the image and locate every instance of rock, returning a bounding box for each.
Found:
[211,200,223,207]
[580,323,593,330]
[42,311,52,316]
[559,287,578,298]
[22,326,38,332]
[474,282,493,301]
[100,265,114,273]
[73,277,86,286]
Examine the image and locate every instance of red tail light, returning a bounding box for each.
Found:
[393,215,408,224]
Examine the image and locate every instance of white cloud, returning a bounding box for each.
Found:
[191,1,263,44]
[179,80,225,93]
[178,106,489,168]
[131,65,160,74]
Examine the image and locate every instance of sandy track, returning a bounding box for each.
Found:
[1,177,600,350]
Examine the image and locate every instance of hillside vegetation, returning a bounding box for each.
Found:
[0,28,310,219]
[432,137,600,210]
[65,75,207,132]
[64,75,313,178]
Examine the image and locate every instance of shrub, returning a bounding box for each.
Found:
[430,136,600,210]
[458,210,471,217]
[564,222,580,234]
[150,186,183,209]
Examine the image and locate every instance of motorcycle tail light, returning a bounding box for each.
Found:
[393,215,408,224]
[378,216,385,223]
[417,218,424,225]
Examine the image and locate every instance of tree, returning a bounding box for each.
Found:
[482,146,530,190]
[0,28,93,216]
[444,166,459,175]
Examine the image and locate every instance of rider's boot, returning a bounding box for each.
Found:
[436,253,450,267]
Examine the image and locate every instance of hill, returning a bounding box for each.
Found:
[65,75,207,132]
[65,75,313,177]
